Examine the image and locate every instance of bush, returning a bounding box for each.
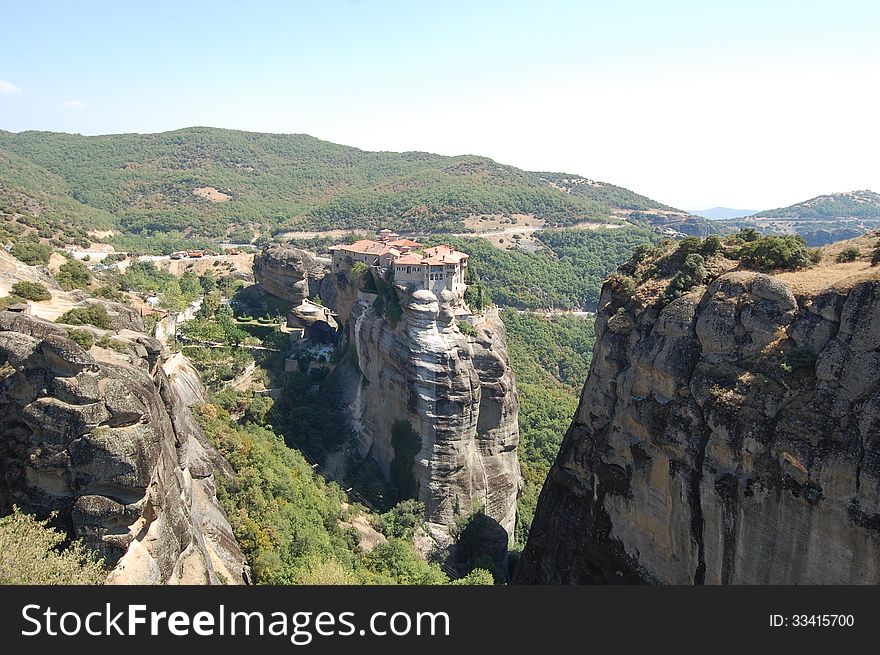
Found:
[701,235,723,256]
[351,261,370,278]
[56,304,110,329]
[67,329,95,350]
[837,246,860,263]
[0,507,106,584]
[664,254,706,302]
[0,295,25,310]
[464,279,492,312]
[733,234,821,271]
[10,241,52,266]
[377,500,425,540]
[783,346,817,374]
[607,272,638,300]
[10,281,51,301]
[458,320,476,337]
[55,258,91,290]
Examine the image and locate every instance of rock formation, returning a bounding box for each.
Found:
[517,247,880,584]
[253,245,329,304]
[253,245,521,548]
[350,292,521,546]
[0,310,248,585]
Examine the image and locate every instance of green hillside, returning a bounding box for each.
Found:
[0,127,676,243]
[717,190,880,246]
[753,190,880,220]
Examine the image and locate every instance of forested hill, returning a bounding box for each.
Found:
[714,190,880,246]
[753,190,880,220]
[0,127,679,241]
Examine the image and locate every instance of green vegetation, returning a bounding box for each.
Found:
[754,191,880,221]
[10,281,50,301]
[837,246,860,263]
[196,403,448,585]
[782,346,818,375]
[664,253,706,302]
[424,227,659,310]
[10,240,53,265]
[732,233,822,270]
[463,277,492,312]
[67,329,95,350]
[500,309,595,548]
[0,127,675,242]
[0,507,106,585]
[54,258,91,290]
[371,272,403,326]
[0,295,26,310]
[56,304,110,329]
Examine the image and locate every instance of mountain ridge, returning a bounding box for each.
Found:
[0,126,683,243]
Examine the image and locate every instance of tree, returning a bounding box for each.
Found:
[179,270,202,300]
[198,290,222,319]
[10,241,52,266]
[55,259,91,290]
[0,507,106,584]
[159,279,187,313]
[57,304,110,329]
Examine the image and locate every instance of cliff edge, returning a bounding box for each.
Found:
[0,310,248,584]
[517,235,880,584]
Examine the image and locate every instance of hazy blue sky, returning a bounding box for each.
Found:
[1,0,878,209]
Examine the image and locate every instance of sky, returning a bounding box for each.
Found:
[1,0,878,210]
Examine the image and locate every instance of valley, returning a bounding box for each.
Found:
[1,126,879,587]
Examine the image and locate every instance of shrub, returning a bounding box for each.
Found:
[377,500,425,540]
[0,295,25,310]
[837,246,860,263]
[734,234,821,271]
[351,261,370,278]
[782,346,817,374]
[10,281,51,301]
[10,241,52,266]
[55,258,91,290]
[664,253,706,302]
[67,329,95,350]
[701,235,723,256]
[458,320,476,337]
[0,507,106,584]
[56,304,110,329]
[607,272,638,300]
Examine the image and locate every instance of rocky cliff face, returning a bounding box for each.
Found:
[253,246,521,547]
[350,291,521,545]
[517,252,880,584]
[253,245,329,304]
[0,311,248,585]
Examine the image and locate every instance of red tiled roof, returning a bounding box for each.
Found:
[394,253,424,265]
[330,239,392,256]
[388,238,423,249]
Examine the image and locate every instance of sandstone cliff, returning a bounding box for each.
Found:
[518,238,880,584]
[254,246,521,549]
[350,291,521,546]
[253,245,329,304]
[0,310,248,585]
